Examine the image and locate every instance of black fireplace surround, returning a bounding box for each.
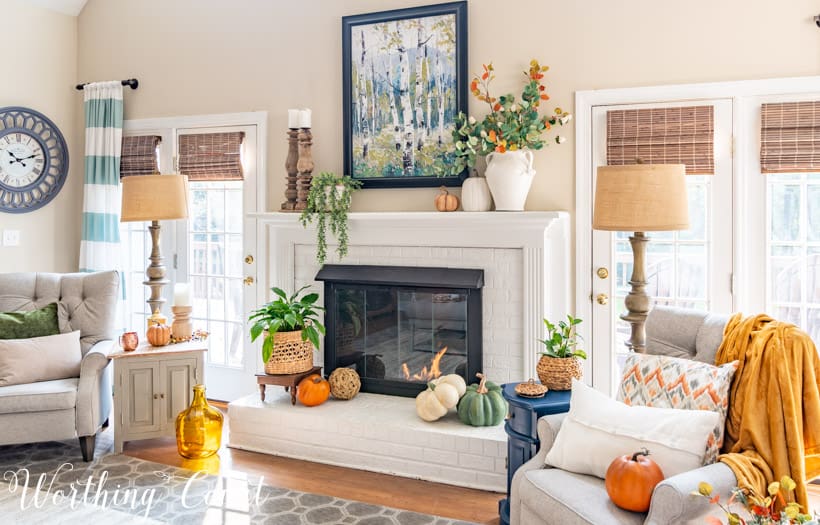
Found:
[316,265,483,397]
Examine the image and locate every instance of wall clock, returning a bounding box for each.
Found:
[0,106,69,213]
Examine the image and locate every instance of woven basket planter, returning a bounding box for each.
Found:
[264,330,314,375]
[536,355,583,391]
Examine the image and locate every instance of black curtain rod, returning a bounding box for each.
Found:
[75,78,139,91]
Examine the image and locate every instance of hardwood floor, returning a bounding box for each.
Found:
[123,403,502,525]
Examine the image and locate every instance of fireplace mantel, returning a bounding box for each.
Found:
[252,211,570,381]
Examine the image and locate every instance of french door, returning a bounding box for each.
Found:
[175,125,259,402]
[589,99,734,394]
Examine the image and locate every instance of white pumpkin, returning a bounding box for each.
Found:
[461,176,493,212]
[432,374,467,398]
[415,382,460,422]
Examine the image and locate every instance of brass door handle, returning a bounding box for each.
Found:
[596,293,609,305]
[245,255,254,264]
[244,276,254,286]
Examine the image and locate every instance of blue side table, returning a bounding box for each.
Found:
[498,383,571,525]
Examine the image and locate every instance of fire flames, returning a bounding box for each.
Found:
[402,347,448,381]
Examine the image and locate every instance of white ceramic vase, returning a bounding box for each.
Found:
[461,175,493,212]
[484,149,535,211]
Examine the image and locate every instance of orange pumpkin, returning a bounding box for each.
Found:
[146,323,171,346]
[297,374,330,407]
[604,448,664,512]
[434,186,459,212]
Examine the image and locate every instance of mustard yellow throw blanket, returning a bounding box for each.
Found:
[716,313,820,510]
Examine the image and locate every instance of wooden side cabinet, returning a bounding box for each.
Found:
[499,383,571,525]
[111,341,207,453]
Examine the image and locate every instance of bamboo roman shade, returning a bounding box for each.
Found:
[607,106,715,175]
[760,101,820,173]
[178,131,245,181]
[120,135,161,177]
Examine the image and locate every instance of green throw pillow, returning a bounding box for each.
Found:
[0,303,60,340]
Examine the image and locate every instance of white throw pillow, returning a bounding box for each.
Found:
[0,331,83,387]
[545,379,719,479]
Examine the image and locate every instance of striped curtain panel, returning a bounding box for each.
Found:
[79,81,124,272]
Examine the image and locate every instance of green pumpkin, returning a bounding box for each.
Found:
[457,373,508,426]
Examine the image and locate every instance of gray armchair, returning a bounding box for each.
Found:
[510,306,737,525]
[0,271,119,461]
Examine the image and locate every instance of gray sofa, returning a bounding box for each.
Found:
[511,306,737,525]
[0,271,119,461]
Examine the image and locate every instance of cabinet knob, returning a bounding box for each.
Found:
[160,393,165,399]
[153,394,159,400]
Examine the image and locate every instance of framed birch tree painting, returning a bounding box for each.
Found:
[342,2,468,188]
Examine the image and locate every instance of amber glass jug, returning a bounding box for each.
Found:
[175,385,223,459]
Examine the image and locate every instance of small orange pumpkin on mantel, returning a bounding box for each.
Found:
[604,448,665,512]
[297,374,330,407]
[434,186,459,212]
[146,323,171,347]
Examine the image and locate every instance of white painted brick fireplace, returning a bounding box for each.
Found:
[228,211,570,491]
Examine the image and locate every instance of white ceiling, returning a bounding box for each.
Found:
[23,0,88,16]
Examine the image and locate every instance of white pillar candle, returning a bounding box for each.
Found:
[287,109,299,129]
[173,283,191,307]
[298,108,311,128]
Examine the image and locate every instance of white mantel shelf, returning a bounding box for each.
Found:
[252,211,567,242]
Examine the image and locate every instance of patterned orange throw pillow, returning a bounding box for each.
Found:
[617,354,738,464]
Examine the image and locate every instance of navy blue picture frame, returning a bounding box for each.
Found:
[342,1,468,189]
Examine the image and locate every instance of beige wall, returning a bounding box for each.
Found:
[6,0,810,274]
[1,0,79,273]
[77,0,820,216]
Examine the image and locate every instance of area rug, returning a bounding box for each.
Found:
[0,432,476,525]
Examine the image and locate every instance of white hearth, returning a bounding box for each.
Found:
[229,211,570,490]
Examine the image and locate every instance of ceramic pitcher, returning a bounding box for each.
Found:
[484,149,535,211]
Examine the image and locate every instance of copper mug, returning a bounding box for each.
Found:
[119,331,139,352]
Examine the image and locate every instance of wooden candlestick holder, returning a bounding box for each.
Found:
[171,306,193,340]
[281,129,299,211]
[295,128,314,211]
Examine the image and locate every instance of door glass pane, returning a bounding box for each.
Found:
[767,173,820,343]
[612,176,712,365]
[188,180,245,369]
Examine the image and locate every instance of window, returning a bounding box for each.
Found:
[577,78,820,392]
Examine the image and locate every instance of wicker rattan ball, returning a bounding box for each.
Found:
[328,368,361,400]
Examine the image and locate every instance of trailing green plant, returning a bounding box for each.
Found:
[539,314,587,359]
[249,286,325,363]
[299,172,362,264]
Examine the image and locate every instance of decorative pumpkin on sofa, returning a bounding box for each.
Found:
[415,381,460,422]
[146,323,171,347]
[297,374,330,407]
[457,373,507,426]
[604,448,664,512]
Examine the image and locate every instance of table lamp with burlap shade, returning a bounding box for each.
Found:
[593,164,689,353]
[121,174,189,315]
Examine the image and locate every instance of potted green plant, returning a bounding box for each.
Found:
[536,314,587,390]
[249,286,325,375]
[299,172,362,264]
[448,60,571,211]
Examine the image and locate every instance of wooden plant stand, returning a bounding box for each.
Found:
[256,366,322,405]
